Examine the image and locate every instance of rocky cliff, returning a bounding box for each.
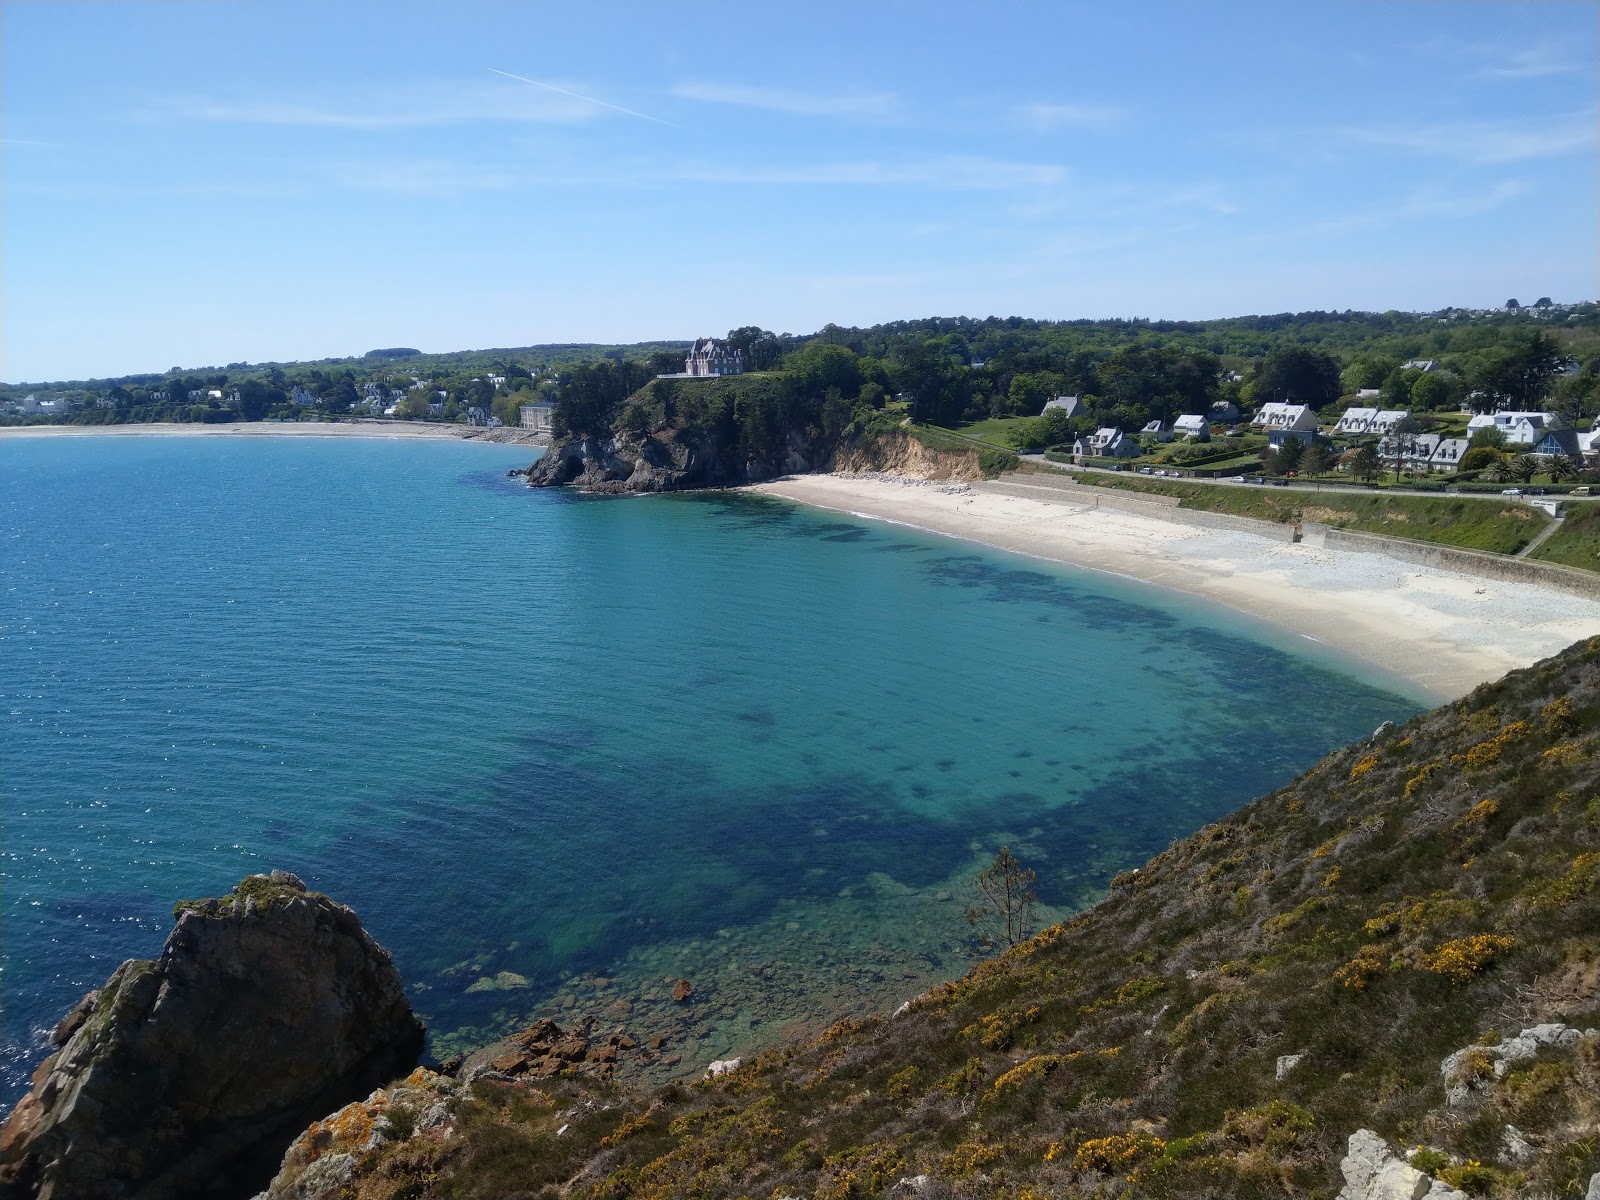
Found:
[525,426,831,493]
[0,871,423,1200]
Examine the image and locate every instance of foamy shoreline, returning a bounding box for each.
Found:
[748,473,1600,703]
[0,421,539,443]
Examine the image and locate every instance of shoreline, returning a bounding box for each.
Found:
[748,473,1600,703]
[0,421,545,444]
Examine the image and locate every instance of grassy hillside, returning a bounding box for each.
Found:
[1531,502,1600,572]
[278,638,1600,1200]
[1071,473,1552,557]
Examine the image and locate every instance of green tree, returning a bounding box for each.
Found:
[1466,334,1562,411]
[1459,446,1503,473]
[1380,367,1421,409]
[966,847,1038,949]
[1342,443,1379,482]
[1508,454,1539,484]
[1546,454,1577,482]
[1265,437,1305,476]
[1255,347,1342,410]
[396,391,430,420]
[1408,372,1451,411]
[1006,372,1060,418]
[1300,441,1332,477]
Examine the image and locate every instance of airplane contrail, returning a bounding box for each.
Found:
[488,67,676,127]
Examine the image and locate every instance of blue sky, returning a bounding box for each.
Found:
[3,1,1595,381]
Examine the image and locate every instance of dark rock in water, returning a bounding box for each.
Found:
[672,979,695,1002]
[0,871,424,1200]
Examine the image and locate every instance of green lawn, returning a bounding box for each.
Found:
[1529,501,1600,571]
[1069,472,1555,556]
[950,416,1034,448]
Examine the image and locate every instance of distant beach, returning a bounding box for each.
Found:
[0,421,543,444]
[749,473,1600,702]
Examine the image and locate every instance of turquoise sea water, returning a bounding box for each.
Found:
[0,437,1420,1100]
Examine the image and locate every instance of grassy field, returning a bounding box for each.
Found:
[950,416,1033,448]
[1071,471,1553,556]
[1529,501,1600,571]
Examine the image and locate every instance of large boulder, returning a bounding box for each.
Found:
[0,871,424,1200]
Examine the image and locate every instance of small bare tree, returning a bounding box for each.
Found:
[966,847,1038,949]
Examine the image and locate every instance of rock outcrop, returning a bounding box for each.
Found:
[1438,1022,1595,1105]
[526,427,830,493]
[0,871,424,1200]
[1336,1130,1468,1200]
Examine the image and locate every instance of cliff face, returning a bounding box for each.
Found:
[525,426,830,493]
[0,871,423,1200]
[254,639,1600,1200]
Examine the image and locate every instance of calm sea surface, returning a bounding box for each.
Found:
[0,436,1420,1100]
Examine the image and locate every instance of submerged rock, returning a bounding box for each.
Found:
[0,871,424,1200]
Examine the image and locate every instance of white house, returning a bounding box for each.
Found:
[1380,432,1438,469]
[1172,414,1211,441]
[1141,420,1172,442]
[1207,399,1240,424]
[1354,388,1382,402]
[1465,410,1563,447]
[289,386,318,407]
[1429,438,1469,472]
[1043,394,1083,418]
[1074,427,1140,459]
[519,402,555,433]
[1369,410,1411,436]
[1576,428,1600,466]
[1335,407,1379,435]
[1402,359,1439,372]
[1253,402,1320,433]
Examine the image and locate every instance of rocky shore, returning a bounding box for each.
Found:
[0,871,423,1200]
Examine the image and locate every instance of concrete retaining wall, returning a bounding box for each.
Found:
[986,475,1599,596]
[1320,529,1600,599]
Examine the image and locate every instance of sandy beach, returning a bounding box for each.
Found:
[749,473,1600,702]
[0,421,544,444]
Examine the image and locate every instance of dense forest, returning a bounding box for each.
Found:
[5,306,1597,445]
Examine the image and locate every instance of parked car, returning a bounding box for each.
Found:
[1230,476,1246,483]
[1501,488,1522,496]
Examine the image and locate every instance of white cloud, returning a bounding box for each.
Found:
[1337,112,1596,165]
[667,155,1066,190]
[140,81,605,130]
[1013,101,1126,132]
[670,81,899,118]
[1483,43,1587,80]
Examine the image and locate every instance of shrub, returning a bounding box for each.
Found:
[1422,935,1516,982]
[1075,1132,1166,1173]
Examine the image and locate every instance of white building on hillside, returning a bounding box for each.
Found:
[1335,407,1379,434]
[685,338,744,377]
[1465,410,1563,446]
[1429,438,1468,472]
[1043,394,1083,417]
[1172,414,1211,441]
[519,402,555,433]
[1253,403,1319,433]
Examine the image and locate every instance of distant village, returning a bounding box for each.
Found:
[5,303,1596,488]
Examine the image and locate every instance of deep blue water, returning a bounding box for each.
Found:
[0,436,1420,1099]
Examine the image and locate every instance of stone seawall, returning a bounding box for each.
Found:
[1319,528,1600,600]
[986,476,1598,595]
